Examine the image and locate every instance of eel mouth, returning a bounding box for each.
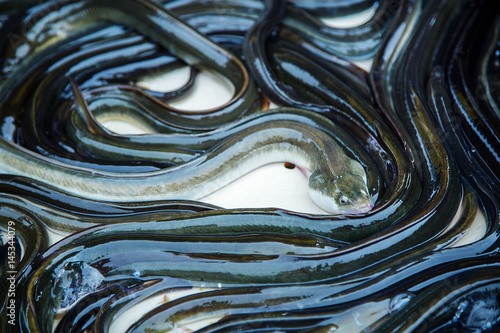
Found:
[344,201,374,215]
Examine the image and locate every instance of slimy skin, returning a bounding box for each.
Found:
[0,117,372,215]
[0,0,373,216]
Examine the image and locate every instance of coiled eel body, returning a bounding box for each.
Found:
[5,0,500,332]
[0,0,369,215]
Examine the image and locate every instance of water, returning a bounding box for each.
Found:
[390,292,414,313]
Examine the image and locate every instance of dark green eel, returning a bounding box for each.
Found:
[1,0,500,332]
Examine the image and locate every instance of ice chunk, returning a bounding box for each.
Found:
[455,292,500,330]
[51,261,105,309]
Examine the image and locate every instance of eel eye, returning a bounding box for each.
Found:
[339,196,348,205]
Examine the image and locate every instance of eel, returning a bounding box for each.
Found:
[0,92,373,214]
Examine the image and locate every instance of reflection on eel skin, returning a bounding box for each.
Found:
[0,0,499,332]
